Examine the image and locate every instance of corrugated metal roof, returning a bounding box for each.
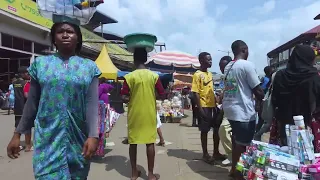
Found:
[267,25,320,57]
[303,25,320,34]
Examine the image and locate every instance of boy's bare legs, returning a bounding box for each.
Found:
[129,144,140,180]
[146,143,157,180]
[156,128,165,146]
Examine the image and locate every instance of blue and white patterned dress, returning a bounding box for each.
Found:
[28,54,101,180]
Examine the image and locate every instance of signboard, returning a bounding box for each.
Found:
[0,0,53,28]
[0,0,133,62]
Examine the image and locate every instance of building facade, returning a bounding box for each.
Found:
[0,0,132,90]
[268,25,320,70]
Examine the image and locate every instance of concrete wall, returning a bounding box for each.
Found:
[0,14,51,46]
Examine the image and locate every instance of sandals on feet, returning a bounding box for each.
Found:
[213,153,228,161]
[202,155,215,165]
[25,146,33,152]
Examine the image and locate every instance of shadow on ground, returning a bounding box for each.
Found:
[167,149,229,180]
[179,122,196,128]
[93,154,161,180]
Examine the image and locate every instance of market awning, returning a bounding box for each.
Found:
[95,45,119,80]
[147,51,200,68]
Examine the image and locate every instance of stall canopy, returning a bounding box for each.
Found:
[146,51,200,73]
[95,45,119,80]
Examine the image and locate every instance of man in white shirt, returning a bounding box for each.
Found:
[222,40,264,178]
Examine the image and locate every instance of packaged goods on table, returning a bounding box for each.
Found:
[236,140,300,179]
[236,115,320,179]
[157,98,184,122]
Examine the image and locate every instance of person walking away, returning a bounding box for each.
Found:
[7,19,100,179]
[109,81,125,114]
[13,66,33,152]
[122,111,166,147]
[255,66,276,139]
[8,78,16,115]
[217,56,233,166]
[192,52,225,165]
[121,48,165,180]
[271,45,320,147]
[222,40,264,178]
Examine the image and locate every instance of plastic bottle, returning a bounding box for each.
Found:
[293,115,305,130]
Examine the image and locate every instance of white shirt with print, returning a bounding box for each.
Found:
[222,59,261,122]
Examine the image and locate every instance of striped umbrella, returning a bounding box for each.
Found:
[147,51,200,68]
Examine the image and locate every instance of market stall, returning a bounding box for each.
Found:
[237,115,320,179]
[156,93,184,123]
[95,45,119,80]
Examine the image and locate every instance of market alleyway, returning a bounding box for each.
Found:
[0,110,232,179]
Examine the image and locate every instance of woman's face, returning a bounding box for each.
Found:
[54,23,78,52]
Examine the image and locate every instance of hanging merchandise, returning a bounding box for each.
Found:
[95,101,107,156]
[108,105,121,128]
[95,103,121,156]
[36,0,104,25]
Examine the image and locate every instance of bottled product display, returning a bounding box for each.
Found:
[237,115,320,180]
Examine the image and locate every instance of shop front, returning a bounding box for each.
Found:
[0,9,51,90]
[0,0,133,90]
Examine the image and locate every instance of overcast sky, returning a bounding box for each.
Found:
[98,0,320,73]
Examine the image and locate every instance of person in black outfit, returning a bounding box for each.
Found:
[13,66,32,152]
[272,45,320,146]
[109,81,125,114]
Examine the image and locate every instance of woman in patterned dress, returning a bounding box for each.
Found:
[7,20,101,180]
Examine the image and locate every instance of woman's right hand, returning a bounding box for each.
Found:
[7,133,21,159]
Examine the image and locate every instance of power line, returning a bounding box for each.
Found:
[217,50,231,56]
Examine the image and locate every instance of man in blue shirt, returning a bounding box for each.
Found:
[261,66,275,93]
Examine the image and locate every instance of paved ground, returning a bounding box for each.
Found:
[0,110,232,179]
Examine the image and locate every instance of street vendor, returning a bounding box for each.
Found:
[121,41,165,180]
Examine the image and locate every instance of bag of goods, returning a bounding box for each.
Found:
[96,101,106,156]
[37,0,104,25]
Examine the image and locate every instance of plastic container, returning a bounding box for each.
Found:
[124,33,157,53]
[293,115,305,129]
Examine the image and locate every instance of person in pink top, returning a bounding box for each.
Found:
[99,77,114,105]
